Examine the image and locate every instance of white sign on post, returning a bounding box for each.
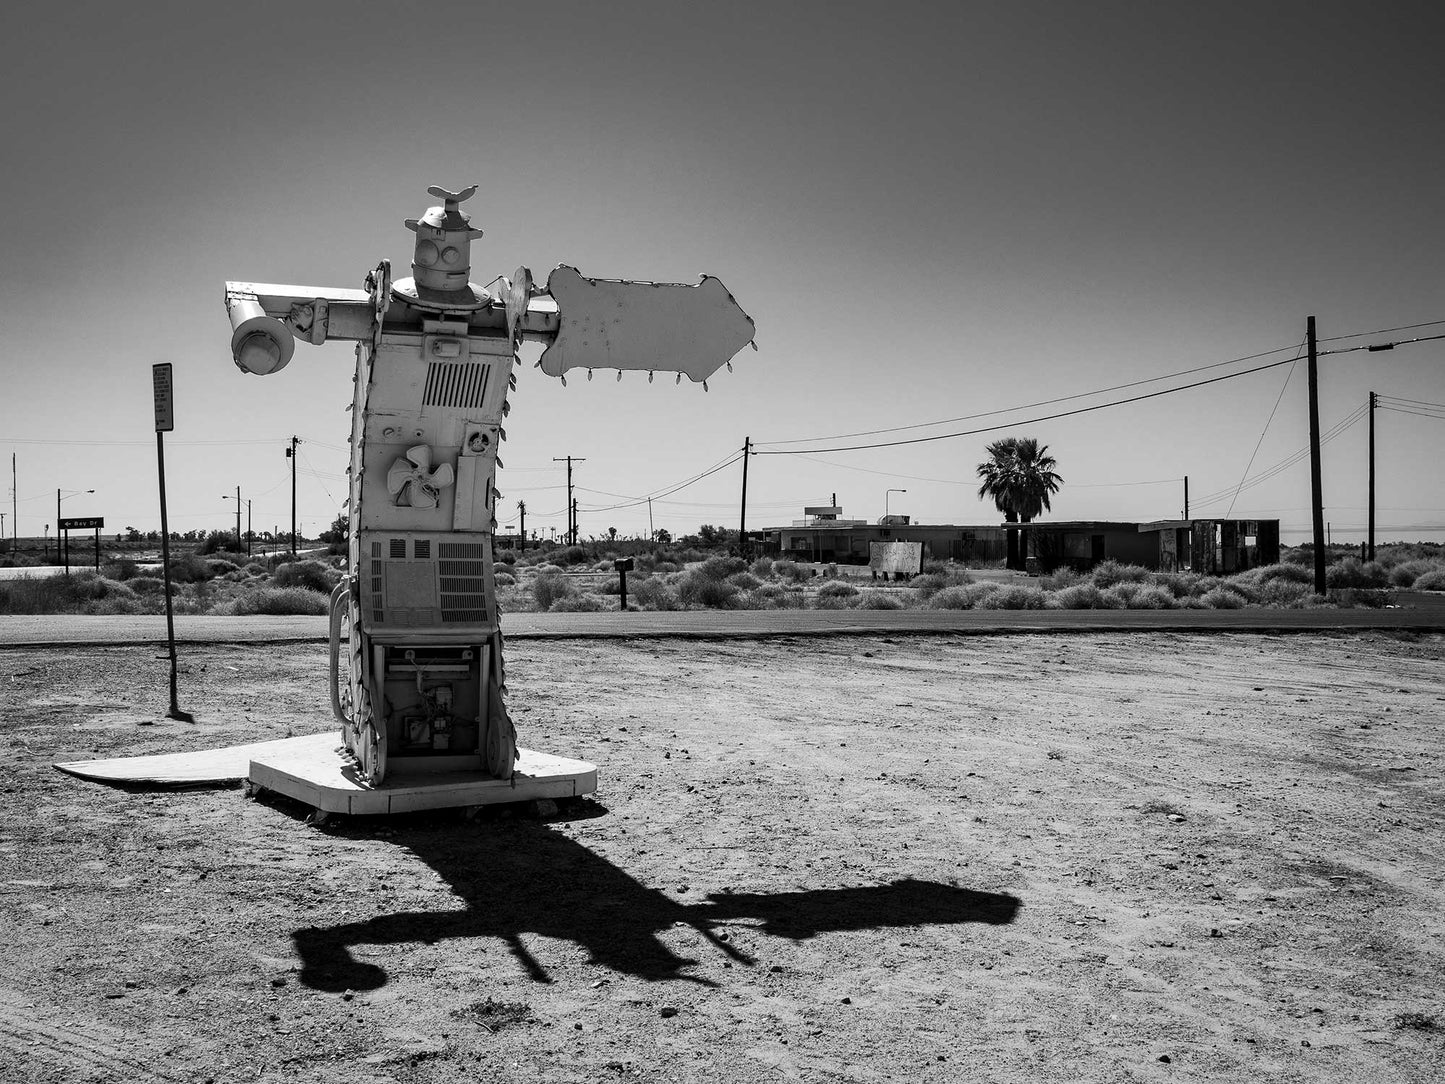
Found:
[870,541,923,576]
[152,363,174,432]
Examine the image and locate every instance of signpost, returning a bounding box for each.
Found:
[152,363,189,721]
[59,516,104,572]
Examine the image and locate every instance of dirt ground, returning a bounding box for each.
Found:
[2,630,1442,1083]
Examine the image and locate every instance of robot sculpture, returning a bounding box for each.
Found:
[225,186,753,798]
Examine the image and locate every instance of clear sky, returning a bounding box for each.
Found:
[2,1,1442,546]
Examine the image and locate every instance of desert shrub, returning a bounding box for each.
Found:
[1089,560,1151,588]
[855,590,905,610]
[749,557,775,578]
[978,584,1046,610]
[928,583,998,610]
[493,571,516,587]
[104,557,139,581]
[742,584,803,609]
[673,548,705,565]
[1325,558,1387,589]
[1048,582,1111,609]
[206,558,241,576]
[726,571,763,591]
[1040,566,1081,590]
[771,560,808,582]
[630,576,680,610]
[921,560,952,576]
[698,555,747,580]
[1387,560,1444,587]
[675,571,740,609]
[273,560,339,594]
[532,574,575,610]
[1152,570,1209,599]
[556,545,590,566]
[813,580,860,609]
[231,586,330,616]
[128,576,166,596]
[83,595,143,615]
[1200,586,1247,609]
[532,563,565,575]
[549,594,607,612]
[1413,570,1445,591]
[1257,563,1314,585]
[909,573,947,600]
[1250,579,1314,607]
[1330,588,1387,609]
[1119,584,1175,609]
[168,553,213,584]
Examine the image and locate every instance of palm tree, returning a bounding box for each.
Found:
[976,437,1063,570]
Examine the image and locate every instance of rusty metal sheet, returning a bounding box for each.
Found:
[538,266,754,382]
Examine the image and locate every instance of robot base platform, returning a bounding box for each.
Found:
[248,733,597,818]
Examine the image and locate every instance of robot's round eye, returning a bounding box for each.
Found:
[415,240,439,265]
[441,246,461,266]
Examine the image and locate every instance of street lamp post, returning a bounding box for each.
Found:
[223,492,253,556]
[885,488,907,519]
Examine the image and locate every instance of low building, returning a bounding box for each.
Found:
[752,507,1280,574]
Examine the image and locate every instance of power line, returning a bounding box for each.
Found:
[1224,344,1305,518]
[756,356,1302,456]
[755,342,1306,449]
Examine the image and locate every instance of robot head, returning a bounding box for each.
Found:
[404,185,486,295]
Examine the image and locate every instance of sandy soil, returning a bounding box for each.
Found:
[2,631,1442,1083]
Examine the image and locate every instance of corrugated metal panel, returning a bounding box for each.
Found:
[423,361,490,409]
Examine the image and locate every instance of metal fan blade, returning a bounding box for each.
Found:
[406,444,432,470]
[429,463,455,490]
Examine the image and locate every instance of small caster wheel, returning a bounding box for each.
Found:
[305,808,331,827]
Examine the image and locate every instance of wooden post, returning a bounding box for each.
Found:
[1307,316,1326,594]
[1367,391,1376,562]
[739,436,750,556]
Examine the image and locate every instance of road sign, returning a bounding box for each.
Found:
[59,516,104,530]
[153,363,174,432]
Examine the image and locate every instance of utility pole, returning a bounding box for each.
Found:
[647,497,654,542]
[1367,391,1376,562]
[1183,476,1189,520]
[553,456,585,545]
[233,485,242,550]
[517,499,527,551]
[285,436,299,555]
[1306,316,1326,594]
[10,453,15,552]
[739,436,750,556]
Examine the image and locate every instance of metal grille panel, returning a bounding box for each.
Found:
[423,361,490,409]
[438,541,489,623]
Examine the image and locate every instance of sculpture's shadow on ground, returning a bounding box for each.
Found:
[291,813,1020,990]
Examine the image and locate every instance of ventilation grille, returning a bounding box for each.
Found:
[423,361,490,409]
[414,539,431,559]
[439,541,488,623]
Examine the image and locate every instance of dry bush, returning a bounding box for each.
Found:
[532,574,575,611]
[1329,587,1388,609]
[630,576,681,611]
[855,590,905,610]
[272,559,340,594]
[549,594,607,612]
[813,580,860,609]
[103,557,140,581]
[493,571,516,586]
[1047,582,1112,609]
[927,583,998,610]
[1413,570,1445,591]
[129,576,166,596]
[978,584,1047,610]
[1200,586,1248,609]
[675,571,740,609]
[1040,567,1082,590]
[231,586,330,616]
[771,560,808,582]
[168,553,213,584]
[749,557,775,578]
[726,571,763,591]
[1089,560,1152,588]
[1387,560,1445,587]
[698,555,747,580]
[1115,583,1175,609]
[1325,558,1388,589]
[1152,570,1210,600]
[744,584,805,609]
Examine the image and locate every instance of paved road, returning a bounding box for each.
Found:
[2,592,1443,646]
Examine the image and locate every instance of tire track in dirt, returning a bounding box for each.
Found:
[0,990,183,1083]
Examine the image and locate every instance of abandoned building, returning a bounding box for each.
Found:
[751,507,1280,575]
